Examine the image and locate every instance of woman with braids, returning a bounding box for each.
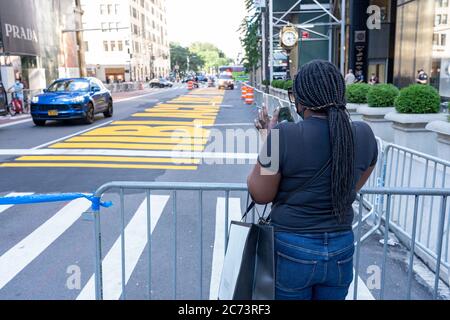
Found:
[247,60,378,300]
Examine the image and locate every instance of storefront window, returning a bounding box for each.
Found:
[393,0,450,99]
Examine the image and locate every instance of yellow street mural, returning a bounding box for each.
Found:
[1,88,224,170]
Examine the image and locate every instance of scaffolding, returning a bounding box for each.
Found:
[268,0,346,79]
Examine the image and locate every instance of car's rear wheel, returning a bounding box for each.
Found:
[103,101,113,118]
[84,104,95,124]
[33,119,46,126]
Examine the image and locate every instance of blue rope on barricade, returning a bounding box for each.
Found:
[0,193,113,210]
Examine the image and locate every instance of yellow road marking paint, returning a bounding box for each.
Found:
[111,120,215,126]
[0,163,198,170]
[82,125,210,138]
[16,156,201,165]
[132,113,217,120]
[67,136,207,145]
[148,105,220,111]
[50,142,205,151]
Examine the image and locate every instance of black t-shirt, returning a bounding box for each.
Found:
[258,118,378,234]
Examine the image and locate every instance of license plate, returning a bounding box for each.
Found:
[48,110,59,116]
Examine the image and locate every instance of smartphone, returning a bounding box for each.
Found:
[278,106,295,123]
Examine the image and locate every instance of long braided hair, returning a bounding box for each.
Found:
[293,60,355,222]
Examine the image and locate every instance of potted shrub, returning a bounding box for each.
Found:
[270,80,288,99]
[385,84,447,156]
[357,84,399,142]
[346,83,371,113]
[426,115,450,160]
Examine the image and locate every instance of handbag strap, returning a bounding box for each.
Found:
[243,157,332,221]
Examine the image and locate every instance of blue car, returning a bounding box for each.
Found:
[31,77,113,126]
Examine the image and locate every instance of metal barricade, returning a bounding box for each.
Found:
[251,86,300,123]
[355,187,450,300]
[87,182,449,300]
[379,144,450,284]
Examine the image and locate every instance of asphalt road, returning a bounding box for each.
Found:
[0,84,259,300]
[0,84,434,300]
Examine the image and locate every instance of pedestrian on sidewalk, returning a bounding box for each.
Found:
[8,78,24,113]
[248,60,378,300]
[344,69,355,85]
[355,70,365,83]
[369,73,379,85]
[416,69,429,85]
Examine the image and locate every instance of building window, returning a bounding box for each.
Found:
[111,41,116,51]
[435,14,442,26]
[437,0,450,7]
[441,34,447,46]
[115,4,120,15]
[109,22,115,31]
[84,41,89,52]
[433,33,439,46]
[442,14,448,25]
[103,41,109,51]
[118,41,124,51]
[101,22,108,31]
[100,4,105,14]
[107,4,113,14]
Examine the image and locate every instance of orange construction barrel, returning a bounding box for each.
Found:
[241,86,248,99]
[188,81,194,90]
[245,90,254,105]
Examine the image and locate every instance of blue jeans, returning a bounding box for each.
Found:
[274,231,355,300]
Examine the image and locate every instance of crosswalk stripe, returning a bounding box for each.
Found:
[209,197,242,300]
[0,163,198,170]
[76,195,169,300]
[16,156,201,165]
[0,198,92,290]
[0,193,34,214]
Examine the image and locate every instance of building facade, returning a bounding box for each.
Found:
[80,0,170,83]
[0,0,82,90]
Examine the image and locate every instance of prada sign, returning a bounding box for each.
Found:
[0,0,39,56]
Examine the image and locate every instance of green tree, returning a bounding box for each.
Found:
[189,42,233,72]
[170,42,205,74]
[239,0,261,72]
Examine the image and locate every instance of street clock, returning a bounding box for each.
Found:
[280,26,299,50]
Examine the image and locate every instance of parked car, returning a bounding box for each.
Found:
[30,77,113,126]
[218,74,235,90]
[0,82,7,116]
[150,78,173,88]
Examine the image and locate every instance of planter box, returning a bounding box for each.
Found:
[347,103,366,122]
[426,120,450,160]
[385,112,447,156]
[357,106,396,142]
[346,103,367,113]
[268,86,289,101]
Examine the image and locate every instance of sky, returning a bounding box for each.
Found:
[166,0,246,61]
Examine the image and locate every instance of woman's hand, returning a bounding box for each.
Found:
[254,105,279,136]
